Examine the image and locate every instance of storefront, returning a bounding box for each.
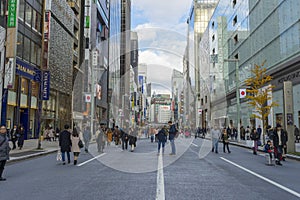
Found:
[1,59,41,139]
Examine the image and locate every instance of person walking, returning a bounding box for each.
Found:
[222,128,231,153]
[83,126,91,153]
[156,126,167,155]
[59,124,72,165]
[107,128,113,145]
[211,125,221,154]
[121,128,129,150]
[0,125,10,181]
[95,126,105,153]
[9,125,18,150]
[250,128,259,155]
[17,125,25,150]
[71,128,81,165]
[294,125,299,142]
[168,121,177,155]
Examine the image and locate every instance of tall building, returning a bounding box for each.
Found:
[2,0,44,139]
[171,69,183,125]
[130,31,138,85]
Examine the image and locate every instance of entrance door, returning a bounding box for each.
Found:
[20,108,29,139]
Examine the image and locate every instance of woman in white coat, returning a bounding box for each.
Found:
[71,128,81,165]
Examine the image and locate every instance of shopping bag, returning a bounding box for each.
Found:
[56,150,62,161]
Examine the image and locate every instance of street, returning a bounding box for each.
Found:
[1,137,300,200]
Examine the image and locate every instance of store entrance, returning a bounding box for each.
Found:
[20,108,29,139]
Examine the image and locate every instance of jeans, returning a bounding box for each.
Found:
[158,141,165,153]
[170,139,176,154]
[61,151,70,162]
[212,138,219,152]
[223,142,230,153]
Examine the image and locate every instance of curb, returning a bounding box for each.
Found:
[8,149,58,164]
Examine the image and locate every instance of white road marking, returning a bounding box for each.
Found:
[77,153,106,167]
[156,153,165,200]
[191,143,199,147]
[220,157,300,198]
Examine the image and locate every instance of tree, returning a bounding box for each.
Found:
[245,62,278,144]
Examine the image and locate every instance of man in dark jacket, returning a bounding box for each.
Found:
[168,121,177,155]
[59,124,72,165]
[0,125,10,181]
[271,124,288,165]
[157,126,167,155]
[121,128,129,150]
[10,125,18,150]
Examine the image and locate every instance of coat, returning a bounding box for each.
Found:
[71,135,81,153]
[272,129,288,147]
[0,134,10,161]
[157,129,167,142]
[59,130,72,152]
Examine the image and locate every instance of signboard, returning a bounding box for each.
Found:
[85,94,91,102]
[7,0,18,28]
[42,71,50,100]
[92,50,98,66]
[138,75,144,93]
[4,58,15,89]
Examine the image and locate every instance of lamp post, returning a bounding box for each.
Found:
[224,58,240,142]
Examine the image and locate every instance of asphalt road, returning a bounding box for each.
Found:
[1,137,300,200]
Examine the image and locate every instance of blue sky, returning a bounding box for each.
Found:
[131,0,192,94]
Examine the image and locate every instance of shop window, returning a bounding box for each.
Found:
[31,81,39,97]
[21,78,29,94]
[23,37,31,61]
[19,0,25,21]
[25,3,32,27]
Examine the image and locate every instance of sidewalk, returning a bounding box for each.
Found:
[8,139,59,163]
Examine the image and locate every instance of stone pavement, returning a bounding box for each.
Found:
[8,139,59,163]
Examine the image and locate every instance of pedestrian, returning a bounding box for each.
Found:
[83,126,91,153]
[240,126,245,140]
[71,128,81,165]
[49,126,54,141]
[221,128,231,153]
[168,121,177,155]
[257,125,262,145]
[95,126,105,153]
[211,125,221,154]
[128,128,137,152]
[233,127,238,140]
[226,126,232,140]
[0,125,11,181]
[9,125,18,150]
[59,124,72,165]
[121,128,129,150]
[245,126,251,140]
[273,124,288,162]
[113,126,121,145]
[55,127,60,141]
[264,140,274,160]
[156,126,167,155]
[294,125,300,142]
[250,128,259,155]
[107,128,113,145]
[17,125,25,150]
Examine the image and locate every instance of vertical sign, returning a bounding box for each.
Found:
[43,11,51,70]
[7,0,18,28]
[4,58,15,88]
[42,71,50,100]
[92,50,98,66]
[138,75,143,93]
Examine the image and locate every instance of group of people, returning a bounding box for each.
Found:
[155,121,178,155]
[43,126,59,142]
[112,126,137,152]
[211,125,231,154]
[9,125,25,150]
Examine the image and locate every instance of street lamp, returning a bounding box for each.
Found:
[224,58,240,142]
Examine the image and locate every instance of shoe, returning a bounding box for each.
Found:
[282,157,286,161]
[228,151,231,153]
[63,162,66,165]
[169,153,176,155]
[74,160,77,165]
[215,151,218,154]
[0,177,6,181]
[68,160,71,164]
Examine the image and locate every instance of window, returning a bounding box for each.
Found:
[205,96,207,103]
[31,41,37,65]
[234,53,239,60]
[25,3,32,26]
[201,98,203,106]
[21,78,29,94]
[19,0,25,21]
[233,34,238,44]
[212,21,215,29]
[0,0,5,16]
[212,48,215,54]
[212,35,215,42]
[233,15,237,26]
[23,37,31,61]
[17,33,24,58]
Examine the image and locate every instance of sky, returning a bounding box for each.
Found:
[131,0,192,94]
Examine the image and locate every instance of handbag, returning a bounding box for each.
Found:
[78,139,84,148]
[56,150,62,161]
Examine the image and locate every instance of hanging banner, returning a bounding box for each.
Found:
[7,0,18,28]
[42,71,50,100]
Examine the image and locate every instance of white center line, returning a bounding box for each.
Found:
[220,157,300,198]
[77,153,106,167]
[156,153,165,200]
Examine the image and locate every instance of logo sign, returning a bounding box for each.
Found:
[239,89,246,98]
[92,50,98,66]
[4,58,15,89]
[7,0,18,28]
[42,71,50,100]
[85,94,91,102]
